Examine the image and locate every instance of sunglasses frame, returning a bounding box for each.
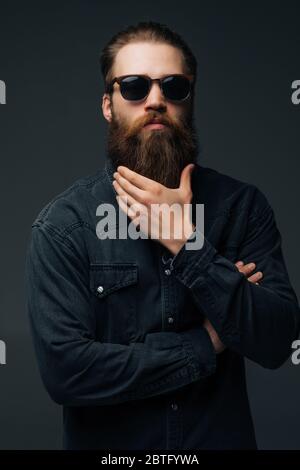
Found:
[106,74,194,102]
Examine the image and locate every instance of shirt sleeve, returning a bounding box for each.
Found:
[168,189,300,369]
[24,222,216,407]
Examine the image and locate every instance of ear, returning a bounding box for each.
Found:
[102,93,112,123]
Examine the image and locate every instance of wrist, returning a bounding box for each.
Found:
[163,221,195,256]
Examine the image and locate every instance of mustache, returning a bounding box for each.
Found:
[123,112,184,138]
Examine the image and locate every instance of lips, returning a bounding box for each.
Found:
[144,119,167,127]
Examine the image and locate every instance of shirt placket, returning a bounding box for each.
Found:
[161,251,183,450]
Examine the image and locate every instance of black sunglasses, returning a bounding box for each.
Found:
[106,74,194,102]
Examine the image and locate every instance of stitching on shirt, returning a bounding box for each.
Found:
[37,170,106,220]
[32,220,92,254]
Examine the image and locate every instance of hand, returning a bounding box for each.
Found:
[203,260,264,354]
[112,164,195,255]
[235,260,263,285]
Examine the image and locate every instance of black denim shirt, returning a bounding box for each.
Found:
[25,158,300,450]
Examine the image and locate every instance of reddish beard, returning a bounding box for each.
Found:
[106,109,199,188]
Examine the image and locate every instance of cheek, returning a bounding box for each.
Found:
[167,104,188,120]
[113,97,141,124]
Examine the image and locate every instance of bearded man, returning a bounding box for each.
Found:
[25,21,300,450]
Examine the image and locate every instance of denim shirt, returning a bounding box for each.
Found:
[25,158,300,450]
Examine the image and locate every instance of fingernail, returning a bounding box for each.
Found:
[236,261,244,266]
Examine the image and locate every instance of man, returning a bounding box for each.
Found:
[25,21,300,450]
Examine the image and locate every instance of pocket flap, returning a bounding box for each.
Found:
[89,263,138,299]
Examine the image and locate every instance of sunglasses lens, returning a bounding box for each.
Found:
[162,75,191,101]
[120,76,149,101]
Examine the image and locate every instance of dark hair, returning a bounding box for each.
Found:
[99,21,197,95]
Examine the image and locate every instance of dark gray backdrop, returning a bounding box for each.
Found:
[0,0,299,449]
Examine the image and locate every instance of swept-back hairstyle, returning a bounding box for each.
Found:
[100,21,197,96]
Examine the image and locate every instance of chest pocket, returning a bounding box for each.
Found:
[89,263,139,344]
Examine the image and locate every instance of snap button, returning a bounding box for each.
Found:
[97,286,104,294]
[168,317,174,324]
[171,403,178,411]
[164,269,171,276]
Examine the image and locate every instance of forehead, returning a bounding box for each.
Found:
[113,42,186,77]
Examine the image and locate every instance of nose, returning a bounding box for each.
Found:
[144,81,167,112]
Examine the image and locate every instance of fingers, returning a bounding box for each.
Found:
[179,163,195,192]
[113,179,137,206]
[235,261,256,276]
[116,166,155,190]
[235,260,263,285]
[247,271,263,284]
[113,172,145,201]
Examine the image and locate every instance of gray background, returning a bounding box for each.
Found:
[0,0,299,449]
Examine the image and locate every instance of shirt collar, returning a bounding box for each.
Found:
[104,158,118,196]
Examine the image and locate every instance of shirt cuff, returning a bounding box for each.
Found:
[180,327,217,378]
[169,228,217,286]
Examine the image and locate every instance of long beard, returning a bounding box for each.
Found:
[106,108,199,188]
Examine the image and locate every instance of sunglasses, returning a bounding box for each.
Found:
[106,74,194,102]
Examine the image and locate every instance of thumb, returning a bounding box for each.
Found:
[179,163,195,193]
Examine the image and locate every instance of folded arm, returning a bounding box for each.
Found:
[25,222,216,407]
[168,191,300,369]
